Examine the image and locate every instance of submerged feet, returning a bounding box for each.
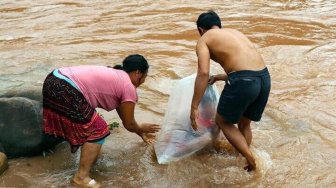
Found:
[72,174,101,188]
[243,154,256,172]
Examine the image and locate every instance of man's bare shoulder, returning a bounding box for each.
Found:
[204,28,250,45]
[204,28,228,34]
[196,34,207,46]
[202,28,231,41]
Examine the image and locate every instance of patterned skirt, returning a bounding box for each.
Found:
[42,72,110,152]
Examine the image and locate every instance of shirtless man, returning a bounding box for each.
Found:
[190,10,271,171]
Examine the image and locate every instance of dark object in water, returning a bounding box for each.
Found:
[0,87,63,175]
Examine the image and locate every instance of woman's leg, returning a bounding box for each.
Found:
[74,142,102,183]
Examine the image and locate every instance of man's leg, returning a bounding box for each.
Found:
[215,113,256,171]
[74,142,102,183]
[238,116,252,146]
[211,127,222,152]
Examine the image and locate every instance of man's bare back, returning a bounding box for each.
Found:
[198,28,265,74]
[191,11,271,172]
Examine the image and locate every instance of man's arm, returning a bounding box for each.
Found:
[190,38,210,130]
[209,74,228,85]
[214,74,227,81]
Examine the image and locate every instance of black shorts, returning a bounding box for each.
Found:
[217,68,271,124]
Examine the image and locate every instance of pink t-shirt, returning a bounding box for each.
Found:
[59,65,137,111]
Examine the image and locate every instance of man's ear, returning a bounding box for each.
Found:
[198,27,204,35]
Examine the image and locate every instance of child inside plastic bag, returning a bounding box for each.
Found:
[154,74,219,164]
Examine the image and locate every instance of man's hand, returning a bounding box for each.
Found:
[190,108,199,130]
[208,75,216,85]
[209,74,227,85]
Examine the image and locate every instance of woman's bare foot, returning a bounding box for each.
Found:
[72,174,101,188]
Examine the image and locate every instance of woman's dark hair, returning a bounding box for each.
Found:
[196,10,222,31]
[113,54,149,73]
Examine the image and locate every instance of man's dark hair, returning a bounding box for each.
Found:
[196,10,222,32]
[113,54,149,73]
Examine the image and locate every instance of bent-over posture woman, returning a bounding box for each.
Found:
[42,54,160,187]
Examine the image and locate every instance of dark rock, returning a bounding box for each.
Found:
[0,88,62,158]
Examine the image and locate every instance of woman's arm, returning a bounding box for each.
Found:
[116,102,160,143]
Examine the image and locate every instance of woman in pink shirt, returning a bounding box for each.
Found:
[42,54,160,187]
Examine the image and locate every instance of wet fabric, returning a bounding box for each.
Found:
[42,72,110,152]
[217,68,271,124]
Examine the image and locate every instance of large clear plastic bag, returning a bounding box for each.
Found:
[154,74,220,164]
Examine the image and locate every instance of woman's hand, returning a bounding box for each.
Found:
[140,123,160,133]
[139,133,157,144]
[138,123,160,144]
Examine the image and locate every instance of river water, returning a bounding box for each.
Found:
[0,0,335,187]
